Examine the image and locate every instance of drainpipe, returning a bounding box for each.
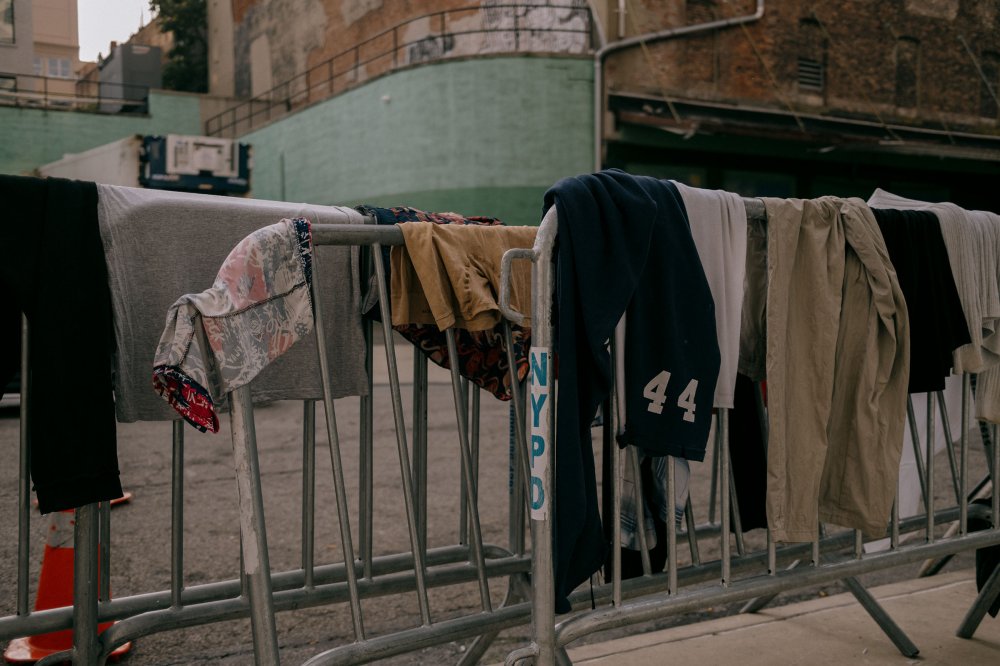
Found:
[585,0,608,50]
[592,0,766,171]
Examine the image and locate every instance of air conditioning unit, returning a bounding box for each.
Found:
[141,134,252,194]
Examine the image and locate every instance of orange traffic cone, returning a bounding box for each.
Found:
[3,510,132,664]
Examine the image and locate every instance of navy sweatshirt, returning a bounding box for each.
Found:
[544,170,718,612]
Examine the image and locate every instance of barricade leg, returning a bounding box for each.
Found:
[842,576,919,657]
[229,385,280,665]
[72,504,100,666]
[302,401,316,590]
[511,208,558,666]
[958,419,1000,639]
[956,561,1000,638]
[360,317,375,580]
[459,331,537,666]
[370,242,431,626]
[445,329,493,612]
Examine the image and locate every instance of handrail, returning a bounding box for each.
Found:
[0,71,151,115]
[204,2,594,138]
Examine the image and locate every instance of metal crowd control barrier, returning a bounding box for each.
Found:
[3,207,1000,665]
[0,220,541,664]
[501,202,1000,665]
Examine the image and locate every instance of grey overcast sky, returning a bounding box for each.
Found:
[77,0,153,62]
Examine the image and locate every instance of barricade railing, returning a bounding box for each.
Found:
[4,203,999,665]
[500,202,1000,665]
[0,220,538,664]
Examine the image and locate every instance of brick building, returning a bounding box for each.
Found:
[600,0,1000,209]
[203,0,999,216]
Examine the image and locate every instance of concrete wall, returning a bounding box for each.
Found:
[0,90,202,174]
[242,55,593,225]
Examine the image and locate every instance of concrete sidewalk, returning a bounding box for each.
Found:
[565,570,1000,665]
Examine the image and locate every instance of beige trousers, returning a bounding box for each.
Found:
[763,197,909,542]
[391,222,536,331]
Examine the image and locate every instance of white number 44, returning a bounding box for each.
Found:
[642,370,698,422]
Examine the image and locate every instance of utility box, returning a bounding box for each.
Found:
[38,134,252,195]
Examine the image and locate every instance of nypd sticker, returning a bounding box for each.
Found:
[529,350,549,520]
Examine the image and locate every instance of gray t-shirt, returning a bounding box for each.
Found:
[673,181,748,409]
[97,185,368,422]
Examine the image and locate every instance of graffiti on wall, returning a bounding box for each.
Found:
[408,34,457,65]
[479,0,590,54]
[404,0,590,66]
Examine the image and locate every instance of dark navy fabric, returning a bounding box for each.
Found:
[0,175,123,513]
[871,208,971,393]
[544,169,719,613]
[729,373,769,532]
[619,182,720,460]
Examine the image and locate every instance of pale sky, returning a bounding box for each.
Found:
[77,0,155,62]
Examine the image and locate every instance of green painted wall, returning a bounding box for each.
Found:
[243,56,594,225]
[0,92,202,175]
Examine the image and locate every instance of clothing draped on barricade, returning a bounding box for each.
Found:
[543,170,721,612]
[100,186,368,424]
[617,181,748,561]
[153,218,315,433]
[4,172,996,623]
[358,205,533,401]
[0,175,123,513]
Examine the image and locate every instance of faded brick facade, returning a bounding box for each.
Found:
[590,0,999,209]
[216,0,591,99]
[603,0,1000,135]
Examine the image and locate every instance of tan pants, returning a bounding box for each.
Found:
[391,222,536,331]
[763,197,909,541]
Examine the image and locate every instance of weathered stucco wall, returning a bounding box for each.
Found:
[227,0,591,98]
[242,55,593,225]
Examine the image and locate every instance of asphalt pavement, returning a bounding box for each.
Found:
[1,340,999,664]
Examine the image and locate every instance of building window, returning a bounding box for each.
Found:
[0,0,14,44]
[981,51,999,119]
[798,18,825,93]
[0,75,14,92]
[47,57,71,79]
[33,57,42,76]
[895,37,920,108]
